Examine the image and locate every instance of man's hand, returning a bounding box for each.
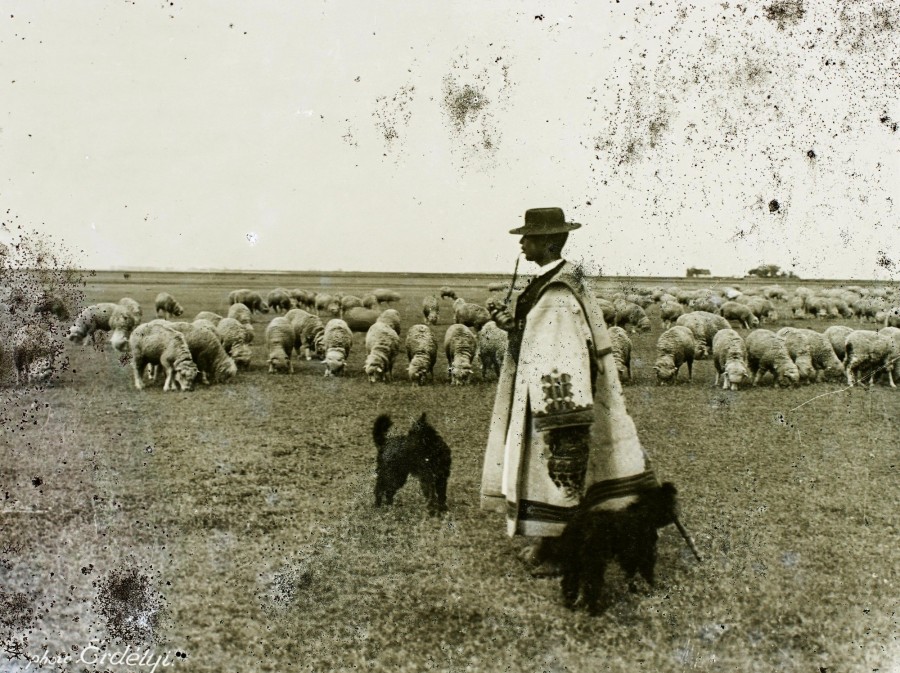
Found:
[486,298,515,331]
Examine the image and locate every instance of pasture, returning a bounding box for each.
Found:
[1,271,898,673]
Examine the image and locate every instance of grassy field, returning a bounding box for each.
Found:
[1,271,898,673]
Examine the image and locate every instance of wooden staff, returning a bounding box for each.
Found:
[503,253,523,307]
[674,516,703,562]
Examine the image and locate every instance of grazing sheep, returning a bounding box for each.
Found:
[439,286,457,301]
[614,302,651,334]
[292,313,326,360]
[315,293,341,317]
[773,327,816,384]
[67,303,134,348]
[745,330,801,387]
[406,324,438,385]
[154,292,184,319]
[453,300,491,332]
[824,325,854,361]
[675,311,728,359]
[228,289,269,314]
[118,298,142,324]
[742,296,777,324]
[288,289,312,310]
[478,321,509,381]
[169,322,237,384]
[374,289,401,304]
[266,288,293,314]
[444,323,477,385]
[265,317,295,374]
[322,319,353,376]
[378,308,402,337]
[227,302,254,331]
[364,321,401,383]
[422,295,440,325]
[720,301,760,329]
[844,330,896,388]
[604,326,632,383]
[885,307,900,328]
[129,322,199,391]
[712,329,749,390]
[343,307,379,334]
[215,317,253,369]
[361,293,379,309]
[194,311,223,326]
[31,292,70,321]
[12,324,61,385]
[654,326,696,385]
[878,326,900,380]
[660,301,685,329]
[340,295,364,314]
[191,318,219,333]
[777,327,844,382]
[596,298,616,323]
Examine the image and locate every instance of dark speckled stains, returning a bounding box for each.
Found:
[880,115,898,133]
[764,0,806,30]
[95,565,168,645]
[768,199,780,213]
[875,250,895,272]
[442,80,488,133]
[0,588,35,661]
[373,85,416,153]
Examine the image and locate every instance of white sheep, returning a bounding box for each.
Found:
[322,319,353,376]
[777,327,844,382]
[824,325,854,361]
[720,301,760,329]
[608,326,633,383]
[712,329,749,390]
[654,326,696,385]
[118,297,143,324]
[364,321,401,383]
[774,327,816,384]
[226,303,255,342]
[343,307,379,333]
[377,308,402,337]
[67,302,137,350]
[340,295,364,314]
[453,300,491,332]
[478,320,509,381]
[315,293,341,317]
[373,288,401,304]
[266,288,293,314]
[215,317,254,370]
[361,293,379,309]
[265,317,295,374]
[675,311,730,359]
[878,326,900,381]
[228,289,269,314]
[444,323,477,385]
[614,301,651,334]
[129,322,199,391]
[12,324,61,385]
[194,311,223,326]
[439,286,457,301]
[406,324,438,385]
[154,292,184,319]
[660,301,684,329]
[422,295,440,325]
[169,322,237,384]
[745,329,800,387]
[292,312,326,360]
[844,330,896,388]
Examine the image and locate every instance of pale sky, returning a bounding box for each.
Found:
[1,0,898,279]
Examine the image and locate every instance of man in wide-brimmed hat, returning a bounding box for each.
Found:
[481,207,657,575]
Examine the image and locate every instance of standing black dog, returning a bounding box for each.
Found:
[554,482,680,614]
[373,413,452,516]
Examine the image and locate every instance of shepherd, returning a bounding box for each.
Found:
[481,207,660,576]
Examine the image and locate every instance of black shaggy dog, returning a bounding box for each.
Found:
[555,482,680,614]
[373,413,451,516]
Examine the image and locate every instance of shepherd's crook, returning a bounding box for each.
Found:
[674,516,703,562]
[503,253,522,306]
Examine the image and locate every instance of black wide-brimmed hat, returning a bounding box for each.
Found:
[509,207,582,235]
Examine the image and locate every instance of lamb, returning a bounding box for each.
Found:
[266,288,293,313]
[194,311,223,326]
[169,322,237,384]
[439,286,457,300]
[675,311,729,359]
[154,292,184,319]
[374,289,401,304]
[228,289,269,314]
[608,326,633,383]
[444,323,477,385]
[720,301,760,329]
[776,327,844,382]
[377,308,402,337]
[773,327,816,384]
[745,330,801,387]
[215,317,253,369]
[614,301,651,333]
[128,322,199,391]
[292,313,326,360]
[422,295,440,325]
[712,329,749,390]
[12,324,61,385]
[453,300,491,332]
[653,326,696,385]
[824,325,854,361]
[364,321,401,383]
[265,317,295,374]
[343,307,379,333]
[322,319,353,376]
[478,321,509,381]
[659,301,684,329]
[843,330,896,388]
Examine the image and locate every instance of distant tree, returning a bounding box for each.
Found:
[686,267,711,278]
[747,264,781,278]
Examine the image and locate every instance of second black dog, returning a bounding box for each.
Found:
[554,482,679,614]
[373,413,451,516]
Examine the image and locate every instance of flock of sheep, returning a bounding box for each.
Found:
[6,278,900,392]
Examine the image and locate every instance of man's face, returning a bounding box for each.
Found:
[519,235,546,263]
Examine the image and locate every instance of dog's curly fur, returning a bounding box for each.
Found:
[554,482,679,614]
[373,413,451,516]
